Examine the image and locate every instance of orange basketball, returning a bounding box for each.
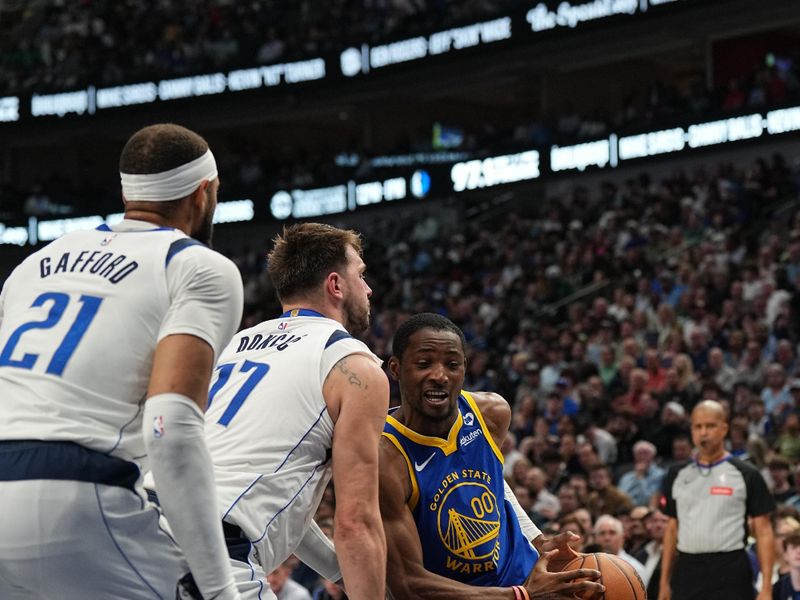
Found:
[561,552,647,600]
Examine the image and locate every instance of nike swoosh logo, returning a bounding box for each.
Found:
[414,453,436,472]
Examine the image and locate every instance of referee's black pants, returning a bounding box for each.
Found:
[672,550,755,600]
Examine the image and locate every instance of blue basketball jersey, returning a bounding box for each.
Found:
[383,391,538,586]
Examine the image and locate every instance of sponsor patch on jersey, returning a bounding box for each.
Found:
[710,486,733,496]
[153,415,165,438]
[460,428,483,448]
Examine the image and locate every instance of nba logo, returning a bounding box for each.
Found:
[101,234,117,246]
[153,415,165,438]
[464,413,474,426]
[278,322,288,330]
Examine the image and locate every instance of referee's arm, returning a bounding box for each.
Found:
[658,463,682,600]
[658,517,678,600]
[752,513,775,600]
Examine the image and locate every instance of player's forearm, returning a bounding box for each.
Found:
[335,513,387,600]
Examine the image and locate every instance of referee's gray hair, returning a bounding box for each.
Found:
[594,514,623,535]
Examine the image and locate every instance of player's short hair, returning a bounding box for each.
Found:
[267,223,362,303]
[392,313,467,360]
[119,123,209,175]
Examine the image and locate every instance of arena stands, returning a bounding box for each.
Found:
[3,0,800,596]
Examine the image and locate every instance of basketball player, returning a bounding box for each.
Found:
[379,313,604,599]
[0,124,243,599]
[204,223,389,600]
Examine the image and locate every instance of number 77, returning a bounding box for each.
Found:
[207,359,270,426]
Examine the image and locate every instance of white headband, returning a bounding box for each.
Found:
[120,149,218,202]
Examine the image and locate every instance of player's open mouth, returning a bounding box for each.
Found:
[423,390,449,406]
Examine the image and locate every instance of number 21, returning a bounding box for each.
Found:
[0,292,103,376]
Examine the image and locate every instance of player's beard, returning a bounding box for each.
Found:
[193,205,214,247]
[342,293,369,336]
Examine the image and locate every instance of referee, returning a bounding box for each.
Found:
[658,400,775,600]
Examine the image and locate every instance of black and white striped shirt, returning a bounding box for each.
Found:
[663,456,774,553]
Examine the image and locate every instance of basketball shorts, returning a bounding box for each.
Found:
[0,440,188,599]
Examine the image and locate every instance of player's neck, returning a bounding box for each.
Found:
[124,209,187,234]
[394,406,458,440]
[281,301,340,324]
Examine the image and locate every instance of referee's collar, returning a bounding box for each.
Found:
[693,452,731,468]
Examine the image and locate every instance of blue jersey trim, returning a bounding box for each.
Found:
[280,308,327,318]
[221,406,329,521]
[165,238,204,267]
[96,224,174,233]
[325,330,353,348]
[94,484,165,600]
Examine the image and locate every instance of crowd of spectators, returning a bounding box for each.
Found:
[0,0,511,96]
[222,150,800,595]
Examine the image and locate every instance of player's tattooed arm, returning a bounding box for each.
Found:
[333,356,368,390]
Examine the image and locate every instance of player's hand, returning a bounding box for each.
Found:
[756,587,771,600]
[535,531,581,573]
[523,550,603,599]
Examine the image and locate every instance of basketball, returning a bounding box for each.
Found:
[561,552,647,600]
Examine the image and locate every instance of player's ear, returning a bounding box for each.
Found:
[387,356,401,380]
[325,271,343,299]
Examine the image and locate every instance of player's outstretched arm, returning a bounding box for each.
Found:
[379,442,603,600]
[325,353,390,600]
[144,333,240,600]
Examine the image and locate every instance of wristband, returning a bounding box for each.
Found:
[515,585,531,600]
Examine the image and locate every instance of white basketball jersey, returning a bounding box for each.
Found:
[205,310,380,574]
[0,219,243,468]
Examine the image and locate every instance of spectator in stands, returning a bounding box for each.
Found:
[587,463,634,518]
[645,349,667,393]
[268,558,312,600]
[776,413,800,463]
[594,514,647,580]
[618,440,666,507]
[557,484,581,518]
[707,346,738,394]
[768,456,797,503]
[773,529,800,600]
[641,509,668,599]
[739,340,767,389]
[614,368,650,416]
[526,466,561,523]
[626,505,651,558]
[763,363,792,416]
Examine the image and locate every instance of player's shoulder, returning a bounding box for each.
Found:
[467,390,511,421]
[379,429,412,482]
[166,236,240,281]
